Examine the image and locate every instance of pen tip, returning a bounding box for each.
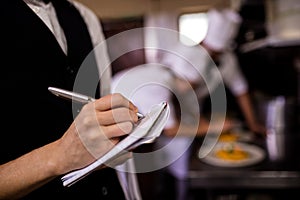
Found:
[137,112,145,120]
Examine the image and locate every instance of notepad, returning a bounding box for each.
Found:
[61,101,169,187]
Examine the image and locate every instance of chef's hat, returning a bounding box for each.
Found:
[202,8,242,51]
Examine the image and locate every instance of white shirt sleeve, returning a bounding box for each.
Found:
[220,51,248,96]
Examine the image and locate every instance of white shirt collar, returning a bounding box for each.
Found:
[23,0,68,54]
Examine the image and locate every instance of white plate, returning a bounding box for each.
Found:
[199,142,265,167]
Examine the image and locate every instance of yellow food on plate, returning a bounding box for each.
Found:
[215,143,249,161]
[218,132,238,142]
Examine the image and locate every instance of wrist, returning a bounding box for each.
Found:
[44,140,67,176]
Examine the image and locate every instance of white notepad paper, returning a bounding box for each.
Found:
[61,101,170,187]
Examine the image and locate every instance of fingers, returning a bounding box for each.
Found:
[76,93,138,139]
[94,93,138,113]
[96,107,138,125]
[92,93,139,125]
[102,121,134,138]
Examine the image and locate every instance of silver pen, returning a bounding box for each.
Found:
[48,87,144,120]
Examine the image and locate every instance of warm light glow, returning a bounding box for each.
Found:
[179,13,208,46]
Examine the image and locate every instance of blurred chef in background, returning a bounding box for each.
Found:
[157,8,266,137]
[112,8,265,200]
[198,8,266,135]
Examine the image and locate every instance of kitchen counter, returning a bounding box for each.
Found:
[188,131,300,199]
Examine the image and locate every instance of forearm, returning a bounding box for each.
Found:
[0,141,61,200]
[236,93,257,126]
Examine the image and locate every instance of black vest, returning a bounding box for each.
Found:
[0,1,125,199]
